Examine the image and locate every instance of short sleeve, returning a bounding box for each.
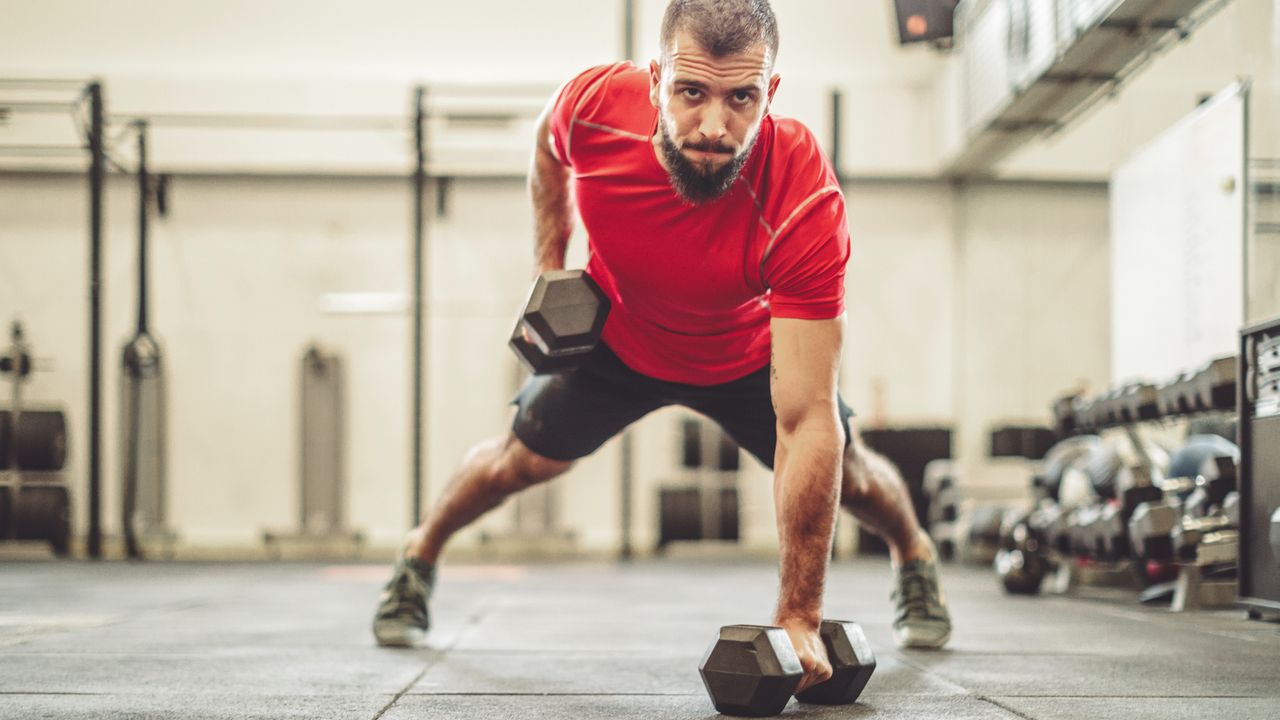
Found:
[547,63,621,169]
[762,191,850,320]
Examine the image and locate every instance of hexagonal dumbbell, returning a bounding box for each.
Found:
[699,625,801,717]
[1128,500,1179,561]
[508,270,610,375]
[996,512,1051,595]
[699,620,875,717]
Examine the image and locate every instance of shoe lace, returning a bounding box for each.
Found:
[384,567,428,619]
[896,570,931,619]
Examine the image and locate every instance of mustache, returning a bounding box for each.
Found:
[680,139,737,154]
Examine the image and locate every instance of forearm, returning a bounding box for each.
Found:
[528,146,574,274]
[773,417,843,625]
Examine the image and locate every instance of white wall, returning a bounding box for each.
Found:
[953,182,1112,465]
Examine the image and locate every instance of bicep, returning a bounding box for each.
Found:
[770,316,844,432]
[534,92,567,167]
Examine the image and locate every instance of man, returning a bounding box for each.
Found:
[374,0,951,693]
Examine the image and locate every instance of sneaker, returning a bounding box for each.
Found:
[372,555,435,647]
[891,558,952,649]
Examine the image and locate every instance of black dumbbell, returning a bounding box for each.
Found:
[1172,515,1233,561]
[1192,356,1236,411]
[0,410,11,470]
[508,270,610,375]
[996,513,1050,595]
[0,485,11,538]
[11,484,71,555]
[1128,501,1179,561]
[1096,504,1126,560]
[13,410,68,472]
[700,620,875,716]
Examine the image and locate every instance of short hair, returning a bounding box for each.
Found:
[659,0,779,65]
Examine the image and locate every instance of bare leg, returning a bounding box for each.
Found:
[403,433,573,564]
[840,430,935,565]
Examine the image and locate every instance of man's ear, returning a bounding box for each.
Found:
[766,73,781,106]
[649,59,662,108]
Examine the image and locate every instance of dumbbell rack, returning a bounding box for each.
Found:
[1044,358,1243,610]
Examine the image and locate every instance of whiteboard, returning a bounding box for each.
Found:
[1110,81,1247,383]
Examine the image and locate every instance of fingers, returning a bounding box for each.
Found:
[794,656,833,695]
[777,621,832,695]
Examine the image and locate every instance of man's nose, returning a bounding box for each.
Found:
[696,101,729,143]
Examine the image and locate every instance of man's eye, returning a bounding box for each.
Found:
[733,92,754,104]
[682,88,702,99]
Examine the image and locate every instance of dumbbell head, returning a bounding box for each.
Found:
[1183,487,1211,519]
[1196,456,1237,511]
[1098,504,1127,559]
[1221,492,1240,526]
[1172,515,1232,562]
[996,519,1049,594]
[509,270,610,375]
[13,410,67,472]
[13,484,70,555]
[794,620,876,705]
[1026,502,1062,538]
[1168,435,1238,483]
[1066,507,1093,556]
[1087,509,1112,559]
[996,547,1048,594]
[700,625,802,717]
[0,410,11,470]
[1128,501,1178,561]
[0,485,11,538]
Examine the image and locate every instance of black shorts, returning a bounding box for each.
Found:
[510,342,854,470]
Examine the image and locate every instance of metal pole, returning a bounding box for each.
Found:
[620,431,633,560]
[411,86,427,528]
[830,88,843,182]
[622,0,636,61]
[617,0,638,561]
[829,87,844,560]
[87,81,105,559]
[136,121,149,335]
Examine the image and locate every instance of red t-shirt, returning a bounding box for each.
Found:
[548,62,850,386]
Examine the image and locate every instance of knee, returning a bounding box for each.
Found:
[488,436,572,493]
[840,442,875,504]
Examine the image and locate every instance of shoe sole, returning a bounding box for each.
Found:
[894,626,951,650]
[373,623,426,647]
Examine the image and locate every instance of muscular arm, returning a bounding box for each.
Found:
[770,315,844,628]
[528,97,574,275]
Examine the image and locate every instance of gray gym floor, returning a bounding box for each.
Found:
[1,557,1277,720]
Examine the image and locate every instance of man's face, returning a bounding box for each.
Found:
[649,31,780,204]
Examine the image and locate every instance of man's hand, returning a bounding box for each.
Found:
[778,617,832,695]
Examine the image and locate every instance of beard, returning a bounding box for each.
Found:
[659,121,756,205]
